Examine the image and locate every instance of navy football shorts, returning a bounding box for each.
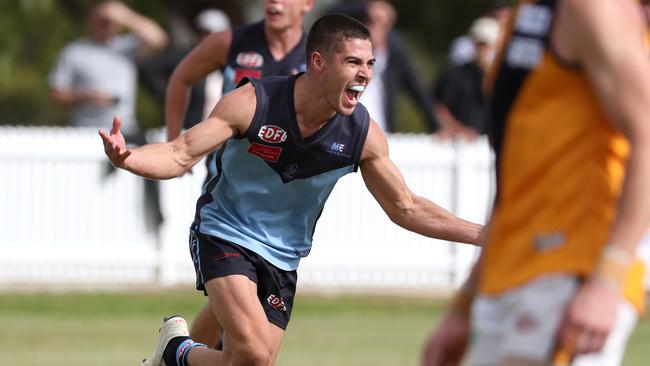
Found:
[189,230,297,330]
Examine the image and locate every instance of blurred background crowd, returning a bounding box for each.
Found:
[0,0,510,137]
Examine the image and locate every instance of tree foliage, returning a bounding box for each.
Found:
[0,0,509,130]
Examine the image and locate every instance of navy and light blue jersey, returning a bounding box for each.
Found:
[205,21,307,182]
[221,21,307,94]
[193,75,370,270]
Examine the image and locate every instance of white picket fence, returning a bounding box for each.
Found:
[0,126,646,294]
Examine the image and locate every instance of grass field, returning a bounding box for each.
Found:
[0,290,648,365]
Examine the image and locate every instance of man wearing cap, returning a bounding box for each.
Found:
[433,17,501,140]
[448,0,511,66]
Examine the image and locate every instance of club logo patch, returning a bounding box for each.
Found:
[258,125,287,143]
[515,313,538,333]
[236,52,264,68]
[330,142,345,153]
[327,141,350,157]
[284,163,298,175]
[282,163,299,180]
[267,294,287,311]
[247,142,282,162]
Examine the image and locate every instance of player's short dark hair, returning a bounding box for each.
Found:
[305,13,371,64]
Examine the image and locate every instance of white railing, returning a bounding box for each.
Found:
[0,126,646,294]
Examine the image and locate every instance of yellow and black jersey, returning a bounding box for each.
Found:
[481,0,645,311]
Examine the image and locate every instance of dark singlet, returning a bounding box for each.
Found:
[193,75,370,271]
[221,21,307,94]
[204,21,309,181]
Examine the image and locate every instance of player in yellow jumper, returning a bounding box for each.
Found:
[422,0,650,365]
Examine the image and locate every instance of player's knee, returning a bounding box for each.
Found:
[230,342,272,366]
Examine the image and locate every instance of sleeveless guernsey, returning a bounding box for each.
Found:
[483,0,645,311]
[193,75,370,271]
[221,21,307,94]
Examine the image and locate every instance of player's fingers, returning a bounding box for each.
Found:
[110,115,122,135]
[98,129,110,143]
[574,329,607,355]
[110,141,120,154]
[587,332,607,354]
[575,330,591,354]
[566,326,606,356]
[99,131,120,156]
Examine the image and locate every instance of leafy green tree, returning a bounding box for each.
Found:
[0,0,511,131]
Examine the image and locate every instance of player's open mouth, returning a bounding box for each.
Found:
[345,85,365,104]
[267,7,282,16]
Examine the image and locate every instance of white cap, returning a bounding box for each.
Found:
[195,9,230,33]
[469,17,500,46]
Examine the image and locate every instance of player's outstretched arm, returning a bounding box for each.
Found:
[359,120,483,245]
[100,83,255,180]
[165,31,232,141]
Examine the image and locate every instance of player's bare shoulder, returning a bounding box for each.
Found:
[205,82,257,136]
[200,30,233,57]
[559,0,644,40]
[180,30,233,74]
[361,118,389,162]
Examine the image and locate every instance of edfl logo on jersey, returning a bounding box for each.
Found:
[258,125,287,143]
[236,52,264,68]
[267,294,286,311]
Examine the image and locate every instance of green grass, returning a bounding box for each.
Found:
[0,290,647,365]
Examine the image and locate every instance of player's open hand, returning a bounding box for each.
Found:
[99,116,132,168]
[557,278,620,359]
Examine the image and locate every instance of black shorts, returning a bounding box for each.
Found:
[188,230,297,330]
